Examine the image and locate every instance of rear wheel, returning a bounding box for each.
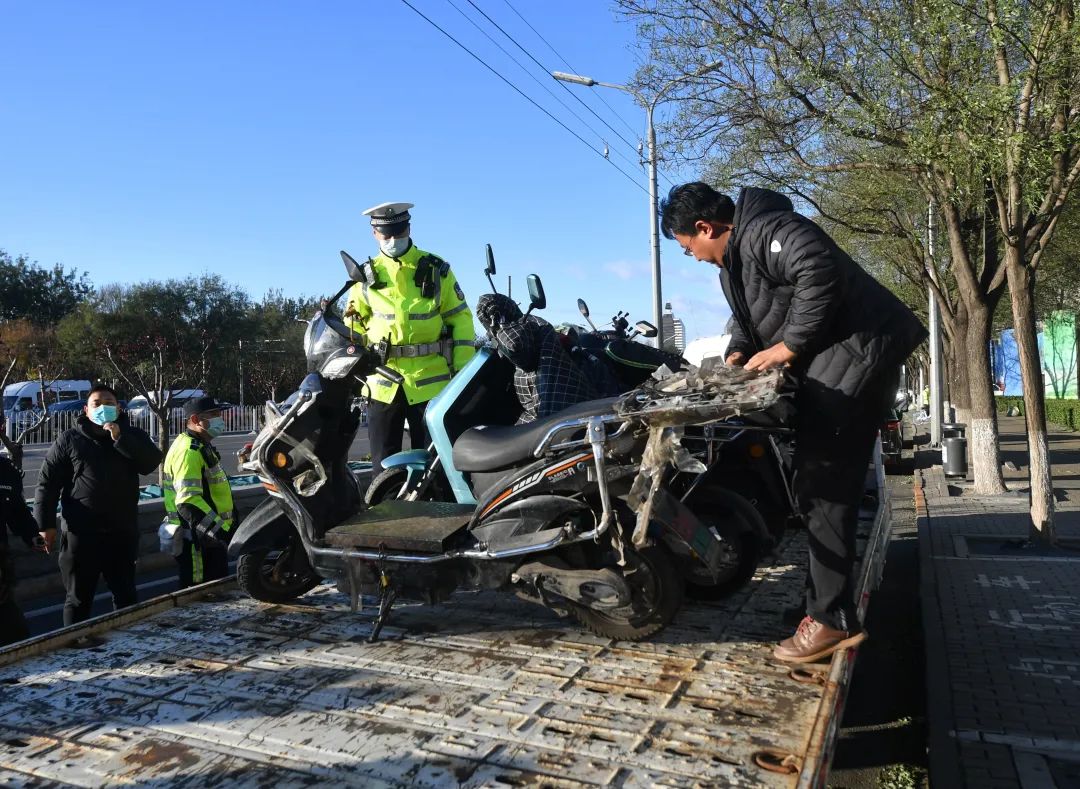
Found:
[236,535,321,603]
[570,546,684,641]
[684,488,764,600]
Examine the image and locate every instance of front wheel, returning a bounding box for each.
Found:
[236,536,321,603]
[570,546,684,641]
[365,467,410,506]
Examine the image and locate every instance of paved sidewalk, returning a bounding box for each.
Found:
[919,418,1080,788]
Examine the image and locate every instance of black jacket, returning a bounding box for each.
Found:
[0,455,37,549]
[34,415,163,534]
[722,188,927,400]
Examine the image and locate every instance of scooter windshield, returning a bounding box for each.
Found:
[303,312,350,372]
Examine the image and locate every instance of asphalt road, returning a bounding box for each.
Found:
[16,428,373,499]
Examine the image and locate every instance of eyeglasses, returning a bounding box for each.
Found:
[682,225,733,256]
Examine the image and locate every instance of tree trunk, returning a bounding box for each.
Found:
[966,301,1007,494]
[154,405,171,486]
[1006,255,1055,542]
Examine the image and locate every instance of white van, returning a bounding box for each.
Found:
[2,379,92,413]
[125,389,207,417]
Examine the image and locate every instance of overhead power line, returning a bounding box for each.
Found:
[443,0,644,175]
[462,0,642,159]
[499,0,640,140]
[399,0,648,194]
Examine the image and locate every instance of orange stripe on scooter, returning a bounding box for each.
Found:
[478,452,592,518]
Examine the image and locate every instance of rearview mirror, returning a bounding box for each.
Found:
[340,250,364,282]
[635,320,658,338]
[526,274,546,311]
[577,299,590,318]
[484,244,497,293]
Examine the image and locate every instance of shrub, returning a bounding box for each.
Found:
[997,396,1080,431]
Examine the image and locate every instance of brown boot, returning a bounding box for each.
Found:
[772,616,868,663]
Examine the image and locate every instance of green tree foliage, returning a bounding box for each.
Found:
[0,250,92,324]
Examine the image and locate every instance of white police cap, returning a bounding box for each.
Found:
[363,201,413,228]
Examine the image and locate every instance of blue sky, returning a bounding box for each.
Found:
[0,1,731,342]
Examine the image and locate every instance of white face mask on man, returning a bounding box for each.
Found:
[379,236,411,258]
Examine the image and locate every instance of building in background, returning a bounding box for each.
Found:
[991,310,1077,399]
[661,303,686,355]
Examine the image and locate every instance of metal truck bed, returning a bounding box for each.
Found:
[0,460,888,787]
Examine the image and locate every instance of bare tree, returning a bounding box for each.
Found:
[620,0,1080,538]
[104,331,207,474]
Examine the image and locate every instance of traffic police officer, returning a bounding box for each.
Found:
[345,201,475,474]
[162,396,234,588]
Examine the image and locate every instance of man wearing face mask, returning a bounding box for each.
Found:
[344,201,475,474]
[34,384,163,625]
[162,396,235,588]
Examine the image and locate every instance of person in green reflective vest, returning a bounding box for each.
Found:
[162,396,234,588]
[345,201,475,473]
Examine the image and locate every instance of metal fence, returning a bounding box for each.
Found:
[4,406,263,447]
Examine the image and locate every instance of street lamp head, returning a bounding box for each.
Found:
[552,71,596,87]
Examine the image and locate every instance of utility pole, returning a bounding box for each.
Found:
[928,201,944,447]
[238,339,245,409]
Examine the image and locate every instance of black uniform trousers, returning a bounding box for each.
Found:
[175,538,229,589]
[368,386,430,475]
[57,526,139,627]
[0,548,29,646]
[794,370,899,632]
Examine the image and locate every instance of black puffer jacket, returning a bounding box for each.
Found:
[0,455,37,549]
[34,415,163,534]
[722,187,927,399]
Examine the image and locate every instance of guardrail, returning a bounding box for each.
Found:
[4,406,264,446]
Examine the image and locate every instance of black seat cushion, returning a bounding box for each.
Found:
[453,397,618,473]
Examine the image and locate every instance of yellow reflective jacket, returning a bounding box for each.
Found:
[163,431,235,542]
[345,243,475,405]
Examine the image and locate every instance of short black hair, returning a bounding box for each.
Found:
[659,182,735,239]
[88,383,119,400]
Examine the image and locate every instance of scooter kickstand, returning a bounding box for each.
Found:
[368,584,397,643]
[368,558,396,643]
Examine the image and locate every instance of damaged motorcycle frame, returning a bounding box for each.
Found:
[229,254,750,642]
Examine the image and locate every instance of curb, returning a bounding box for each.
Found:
[916,465,965,789]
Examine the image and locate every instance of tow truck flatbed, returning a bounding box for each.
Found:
[0,462,888,787]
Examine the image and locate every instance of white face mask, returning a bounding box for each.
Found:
[379,236,410,258]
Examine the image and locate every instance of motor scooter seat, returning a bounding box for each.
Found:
[452,397,619,473]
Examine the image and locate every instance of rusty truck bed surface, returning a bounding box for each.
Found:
[0,472,887,787]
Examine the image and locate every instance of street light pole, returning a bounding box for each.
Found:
[553,66,720,351]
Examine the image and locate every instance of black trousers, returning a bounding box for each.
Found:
[58,527,139,627]
[368,387,430,475]
[0,548,29,646]
[794,370,899,632]
[176,539,229,589]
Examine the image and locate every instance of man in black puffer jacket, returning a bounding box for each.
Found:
[34,384,163,625]
[1,451,45,645]
[661,182,927,663]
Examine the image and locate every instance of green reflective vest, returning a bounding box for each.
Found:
[345,243,475,405]
[163,431,235,536]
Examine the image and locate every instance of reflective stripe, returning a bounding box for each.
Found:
[361,282,370,305]
[407,309,440,320]
[442,302,468,318]
[175,480,203,492]
[373,311,395,320]
[415,373,452,388]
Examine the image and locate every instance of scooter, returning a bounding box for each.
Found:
[229,252,781,642]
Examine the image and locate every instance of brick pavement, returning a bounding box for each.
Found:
[919,420,1080,788]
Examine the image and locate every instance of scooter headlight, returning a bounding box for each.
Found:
[321,352,360,379]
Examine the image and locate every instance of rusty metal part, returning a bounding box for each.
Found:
[754,748,801,774]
